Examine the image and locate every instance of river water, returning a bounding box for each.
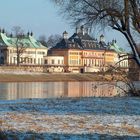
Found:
[0,81,139,100]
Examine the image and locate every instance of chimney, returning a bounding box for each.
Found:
[81,25,85,35]
[2,28,5,34]
[30,32,33,36]
[85,28,90,35]
[63,31,68,39]
[27,31,30,36]
[76,27,79,34]
[112,39,117,44]
[100,34,105,42]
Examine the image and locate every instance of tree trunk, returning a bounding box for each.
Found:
[122,31,140,66]
[17,54,20,66]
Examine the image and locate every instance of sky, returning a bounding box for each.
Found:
[0,0,129,50]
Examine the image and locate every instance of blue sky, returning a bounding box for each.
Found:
[0,0,129,49]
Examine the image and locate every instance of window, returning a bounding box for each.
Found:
[79,60,81,65]
[38,58,40,64]
[41,58,43,64]
[45,60,48,64]
[95,59,96,66]
[14,57,16,64]
[58,60,60,64]
[37,51,45,55]
[31,58,33,64]
[34,59,36,64]
[52,59,54,64]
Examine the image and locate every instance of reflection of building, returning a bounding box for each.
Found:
[64,82,117,97]
[0,82,121,100]
[0,31,48,65]
[46,82,65,97]
[46,26,128,73]
[2,83,45,100]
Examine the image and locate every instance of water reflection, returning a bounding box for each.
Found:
[0,82,139,100]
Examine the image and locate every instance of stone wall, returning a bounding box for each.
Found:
[0,65,44,73]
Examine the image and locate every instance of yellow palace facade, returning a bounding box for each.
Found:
[46,26,124,73]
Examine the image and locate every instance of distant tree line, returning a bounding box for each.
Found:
[38,34,62,48]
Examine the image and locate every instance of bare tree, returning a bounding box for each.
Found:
[102,64,140,96]
[52,0,140,66]
[38,35,48,47]
[47,34,62,48]
[12,26,28,66]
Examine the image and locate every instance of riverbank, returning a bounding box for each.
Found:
[0,97,140,139]
[0,72,112,82]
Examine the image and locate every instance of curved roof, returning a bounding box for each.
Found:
[109,43,125,53]
[0,33,47,49]
[0,33,15,47]
[29,35,46,48]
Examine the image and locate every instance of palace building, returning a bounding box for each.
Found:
[0,31,48,65]
[45,26,128,73]
[0,27,128,73]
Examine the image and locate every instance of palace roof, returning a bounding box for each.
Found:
[52,32,110,51]
[52,30,125,54]
[53,38,81,50]
[0,33,47,49]
[108,41,125,53]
